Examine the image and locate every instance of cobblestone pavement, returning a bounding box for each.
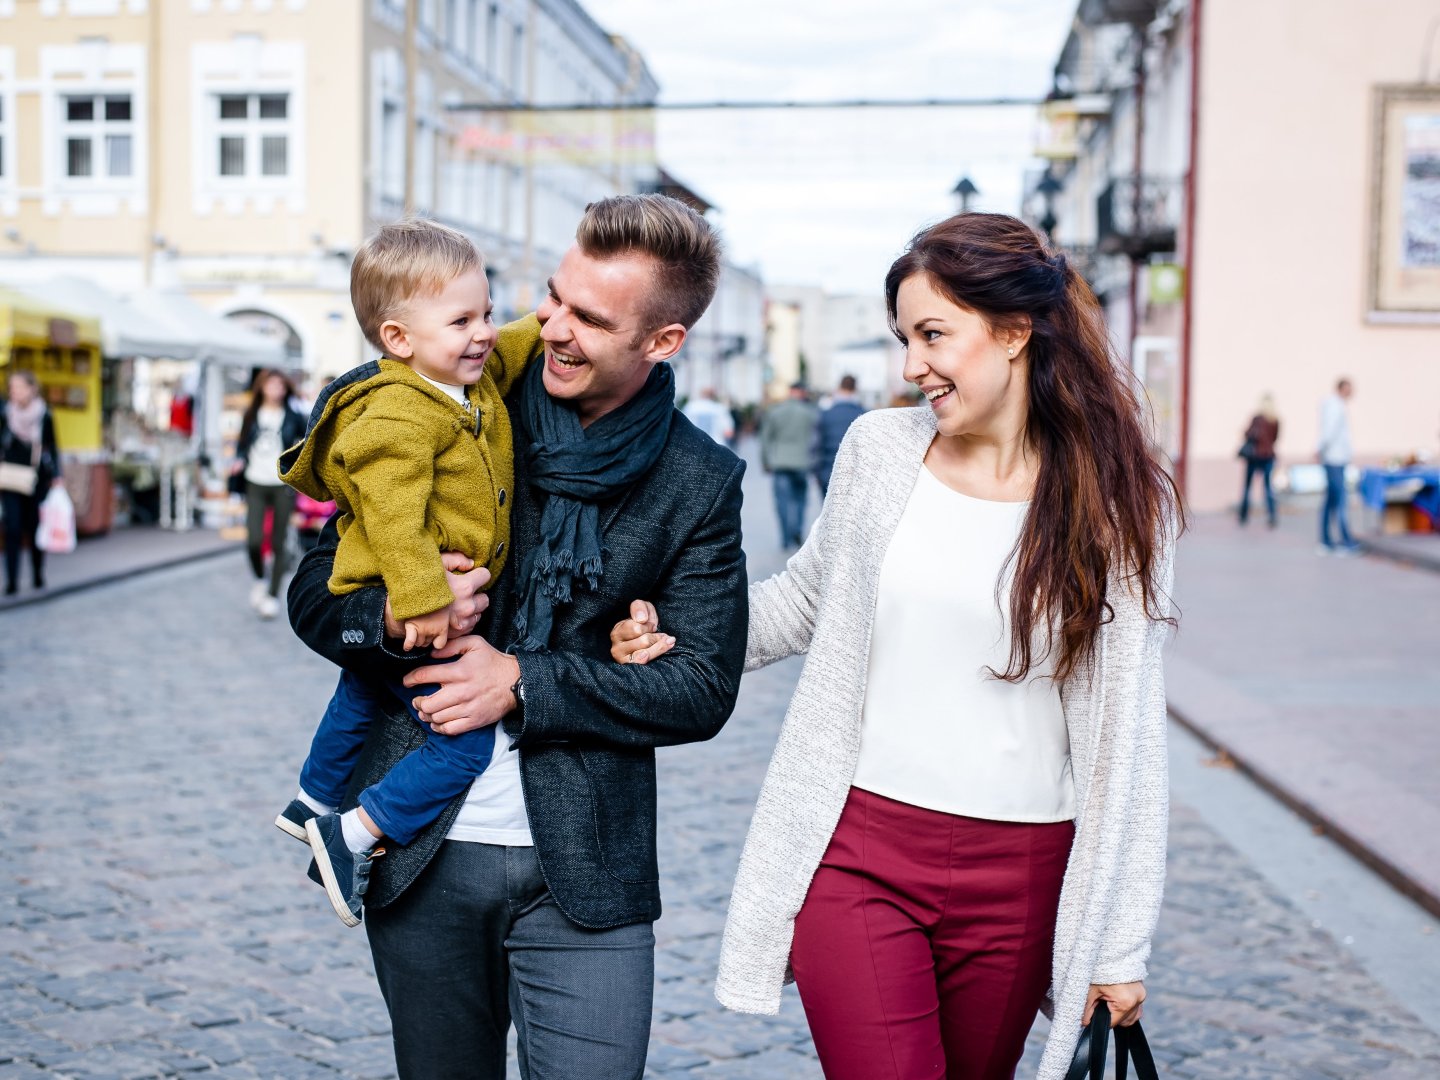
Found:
[2,489,1439,1077]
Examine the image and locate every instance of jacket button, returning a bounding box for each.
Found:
[498,488,506,506]
[496,541,505,557]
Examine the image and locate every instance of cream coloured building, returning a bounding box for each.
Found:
[1026,0,1440,512]
[0,0,657,379]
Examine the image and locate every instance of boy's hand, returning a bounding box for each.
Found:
[382,553,491,642]
[609,600,676,665]
[402,608,452,651]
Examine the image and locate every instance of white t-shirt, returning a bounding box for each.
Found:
[852,465,1074,822]
[244,407,287,487]
[683,397,734,444]
[446,727,533,845]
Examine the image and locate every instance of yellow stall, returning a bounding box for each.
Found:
[0,289,111,534]
[0,288,104,450]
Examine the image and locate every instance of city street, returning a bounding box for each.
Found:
[4,450,1440,1080]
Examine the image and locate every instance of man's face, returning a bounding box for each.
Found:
[536,245,679,427]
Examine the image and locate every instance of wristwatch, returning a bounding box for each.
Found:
[510,674,525,707]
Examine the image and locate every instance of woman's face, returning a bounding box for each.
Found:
[896,273,1025,440]
[8,375,35,406]
[261,374,288,405]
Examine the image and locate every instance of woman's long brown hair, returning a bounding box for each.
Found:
[885,213,1182,684]
[240,368,297,445]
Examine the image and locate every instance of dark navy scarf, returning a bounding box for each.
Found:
[511,357,674,651]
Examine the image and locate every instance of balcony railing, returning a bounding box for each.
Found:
[1096,177,1181,258]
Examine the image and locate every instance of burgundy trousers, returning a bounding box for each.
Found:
[791,787,1074,1080]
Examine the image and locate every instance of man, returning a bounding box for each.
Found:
[812,374,865,498]
[682,386,735,445]
[288,194,748,1079]
[1318,376,1358,555]
[759,381,818,549]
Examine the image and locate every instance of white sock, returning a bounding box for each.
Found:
[340,809,377,854]
[296,790,333,816]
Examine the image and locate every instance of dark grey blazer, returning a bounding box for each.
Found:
[287,383,748,929]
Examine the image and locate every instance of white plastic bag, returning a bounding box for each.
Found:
[36,486,77,554]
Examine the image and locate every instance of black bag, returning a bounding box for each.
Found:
[1065,1001,1160,1080]
[1238,438,1258,460]
[227,471,247,497]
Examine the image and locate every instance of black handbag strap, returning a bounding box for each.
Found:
[1065,1001,1160,1080]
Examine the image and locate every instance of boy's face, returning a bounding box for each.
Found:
[381,267,496,386]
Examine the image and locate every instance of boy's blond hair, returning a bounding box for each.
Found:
[351,218,484,352]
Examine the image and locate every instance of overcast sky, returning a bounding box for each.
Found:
[582,0,1077,295]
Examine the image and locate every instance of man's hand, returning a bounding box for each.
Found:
[404,636,521,735]
[402,608,450,651]
[609,600,675,665]
[1083,982,1146,1028]
[383,552,491,641]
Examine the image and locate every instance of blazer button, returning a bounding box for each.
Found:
[498,488,506,506]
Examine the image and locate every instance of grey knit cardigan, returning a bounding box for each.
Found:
[715,406,1174,1080]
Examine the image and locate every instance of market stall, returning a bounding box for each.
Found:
[0,288,109,534]
[12,278,284,532]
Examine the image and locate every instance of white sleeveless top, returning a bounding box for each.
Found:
[852,466,1075,822]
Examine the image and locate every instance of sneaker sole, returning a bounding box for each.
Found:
[304,818,362,928]
[274,813,310,843]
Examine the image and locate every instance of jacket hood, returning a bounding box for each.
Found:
[278,358,471,499]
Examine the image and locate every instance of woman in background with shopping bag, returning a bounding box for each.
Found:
[232,369,306,619]
[0,370,62,595]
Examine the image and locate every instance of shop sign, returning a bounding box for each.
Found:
[49,319,79,348]
[1147,263,1185,304]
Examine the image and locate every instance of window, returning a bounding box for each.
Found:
[466,0,481,62]
[380,98,404,201]
[0,96,6,181]
[62,93,133,180]
[213,92,291,181]
[444,0,459,41]
[486,4,499,75]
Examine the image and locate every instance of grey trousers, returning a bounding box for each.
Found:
[244,482,295,597]
[364,841,655,1080]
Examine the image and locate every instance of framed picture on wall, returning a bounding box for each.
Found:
[1369,85,1440,322]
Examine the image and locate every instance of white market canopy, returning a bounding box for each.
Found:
[14,276,285,368]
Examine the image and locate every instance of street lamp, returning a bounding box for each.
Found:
[951,176,979,213]
[1035,171,1063,240]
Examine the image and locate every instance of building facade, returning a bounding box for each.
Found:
[0,0,658,379]
[1025,0,1440,511]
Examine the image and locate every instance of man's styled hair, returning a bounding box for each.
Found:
[351,218,483,351]
[838,375,857,392]
[575,194,721,334]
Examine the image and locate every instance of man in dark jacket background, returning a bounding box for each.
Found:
[812,374,865,499]
[287,194,747,1080]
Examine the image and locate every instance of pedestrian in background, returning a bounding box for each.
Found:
[1,370,62,595]
[683,386,735,445]
[233,369,306,617]
[1238,393,1280,528]
[1318,377,1359,555]
[812,374,865,498]
[759,382,818,549]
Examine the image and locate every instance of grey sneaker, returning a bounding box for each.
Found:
[305,813,384,927]
[274,799,317,843]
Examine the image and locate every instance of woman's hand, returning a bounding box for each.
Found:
[1083,982,1145,1028]
[608,599,676,665]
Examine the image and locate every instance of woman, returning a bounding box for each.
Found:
[1238,394,1280,527]
[617,214,1180,1079]
[1,370,62,595]
[233,369,306,619]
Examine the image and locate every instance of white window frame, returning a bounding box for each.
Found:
[191,39,305,214]
[209,89,293,186]
[0,52,12,199]
[58,90,136,186]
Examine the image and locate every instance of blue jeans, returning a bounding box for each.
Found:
[773,469,809,548]
[1320,464,1354,549]
[298,667,495,846]
[366,841,654,1080]
[1239,457,1276,524]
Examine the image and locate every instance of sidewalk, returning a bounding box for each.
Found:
[0,523,240,613]
[1166,504,1440,917]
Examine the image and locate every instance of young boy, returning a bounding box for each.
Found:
[274,218,539,926]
